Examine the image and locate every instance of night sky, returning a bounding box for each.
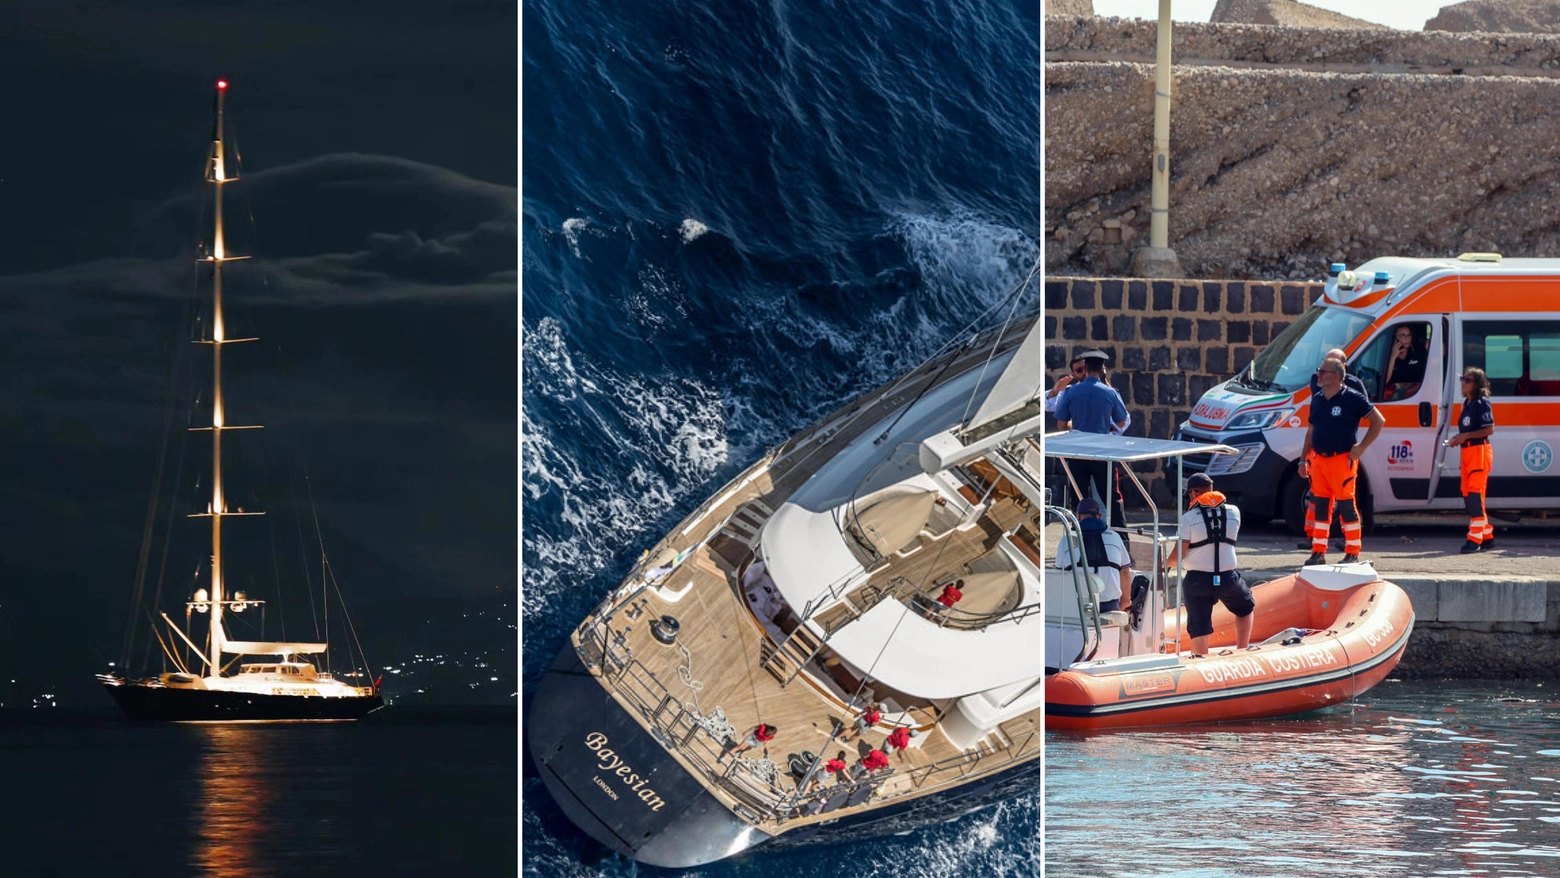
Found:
[0,1,518,707]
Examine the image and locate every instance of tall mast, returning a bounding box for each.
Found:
[208,78,231,676]
[194,79,260,675]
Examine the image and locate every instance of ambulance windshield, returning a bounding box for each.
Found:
[1246,306,1374,393]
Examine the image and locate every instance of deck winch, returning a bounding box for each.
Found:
[650,614,681,645]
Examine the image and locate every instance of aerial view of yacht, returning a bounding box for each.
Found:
[527,276,1043,866]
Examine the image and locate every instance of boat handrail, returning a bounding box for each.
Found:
[777,715,1038,822]
[919,595,1046,630]
[575,609,1040,827]
[1046,505,1106,660]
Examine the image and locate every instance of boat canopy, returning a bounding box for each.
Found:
[222,640,327,655]
[823,598,1045,699]
[1043,431,1238,463]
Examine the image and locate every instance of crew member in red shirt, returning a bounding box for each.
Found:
[843,702,885,741]
[936,579,964,608]
[884,725,913,759]
[720,722,777,763]
[861,749,889,773]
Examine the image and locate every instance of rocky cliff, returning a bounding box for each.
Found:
[1044,0,1094,16]
[1428,0,1560,34]
[1210,0,1389,30]
[1046,15,1560,278]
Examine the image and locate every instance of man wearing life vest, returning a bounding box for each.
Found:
[1299,357,1385,565]
[1448,367,1496,553]
[1162,473,1254,656]
[1053,497,1132,613]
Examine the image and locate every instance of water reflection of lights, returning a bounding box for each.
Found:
[190,725,353,878]
[193,726,273,878]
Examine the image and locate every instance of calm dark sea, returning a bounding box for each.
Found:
[522,0,1040,874]
[0,708,516,877]
[1047,679,1560,877]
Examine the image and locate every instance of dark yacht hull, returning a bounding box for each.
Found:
[101,679,383,722]
[526,646,1038,868]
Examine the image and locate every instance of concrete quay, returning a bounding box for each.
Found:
[1230,515,1560,679]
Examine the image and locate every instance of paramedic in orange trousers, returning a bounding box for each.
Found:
[1299,358,1384,565]
[1297,348,1369,550]
[1448,368,1495,553]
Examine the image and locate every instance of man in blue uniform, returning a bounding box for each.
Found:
[1297,347,1369,549]
[1047,355,1132,436]
[1054,350,1129,530]
[1299,358,1384,565]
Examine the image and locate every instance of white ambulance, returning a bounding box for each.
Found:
[1177,253,1560,532]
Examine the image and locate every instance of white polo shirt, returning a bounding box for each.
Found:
[1178,501,1242,572]
[1054,525,1130,602]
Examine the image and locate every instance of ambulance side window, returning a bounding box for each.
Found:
[1353,333,1391,400]
[1354,322,1431,402]
[1463,320,1560,396]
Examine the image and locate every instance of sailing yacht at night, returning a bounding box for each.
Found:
[98,81,382,722]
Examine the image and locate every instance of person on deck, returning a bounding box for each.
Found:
[1054,351,1130,531]
[806,750,851,794]
[1053,498,1132,613]
[1300,357,1384,565]
[1162,473,1254,656]
[720,722,776,763]
[842,702,885,742]
[860,748,890,774]
[1448,368,1496,553]
[936,580,964,608]
[884,725,914,760]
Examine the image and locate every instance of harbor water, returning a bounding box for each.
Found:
[1046,679,1560,877]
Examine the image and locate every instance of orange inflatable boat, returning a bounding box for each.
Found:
[1046,564,1415,731]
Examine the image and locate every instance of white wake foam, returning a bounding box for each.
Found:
[521,317,728,621]
[679,218,710,243]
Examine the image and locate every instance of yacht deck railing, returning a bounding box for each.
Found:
[575,613,1038,827]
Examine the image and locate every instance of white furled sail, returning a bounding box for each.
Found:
[919,315,1045,475]
[968,315,1042,430]
[222,640,328,655]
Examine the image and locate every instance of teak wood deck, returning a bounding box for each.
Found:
[570,317,1041,832]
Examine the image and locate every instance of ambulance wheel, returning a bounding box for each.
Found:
[1280,472,1308,536]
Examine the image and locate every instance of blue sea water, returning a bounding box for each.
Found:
[521,0,1041,874]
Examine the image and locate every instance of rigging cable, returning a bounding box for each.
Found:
[870,253,1041,449]
[126,166,210,672]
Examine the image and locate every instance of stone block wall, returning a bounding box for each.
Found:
[1045,275,1325,503]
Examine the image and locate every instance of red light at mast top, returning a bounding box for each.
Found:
[217,80,229,91]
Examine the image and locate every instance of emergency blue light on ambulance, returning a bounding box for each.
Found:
[1373,271,1390,288]
[1329,263,1345,277]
